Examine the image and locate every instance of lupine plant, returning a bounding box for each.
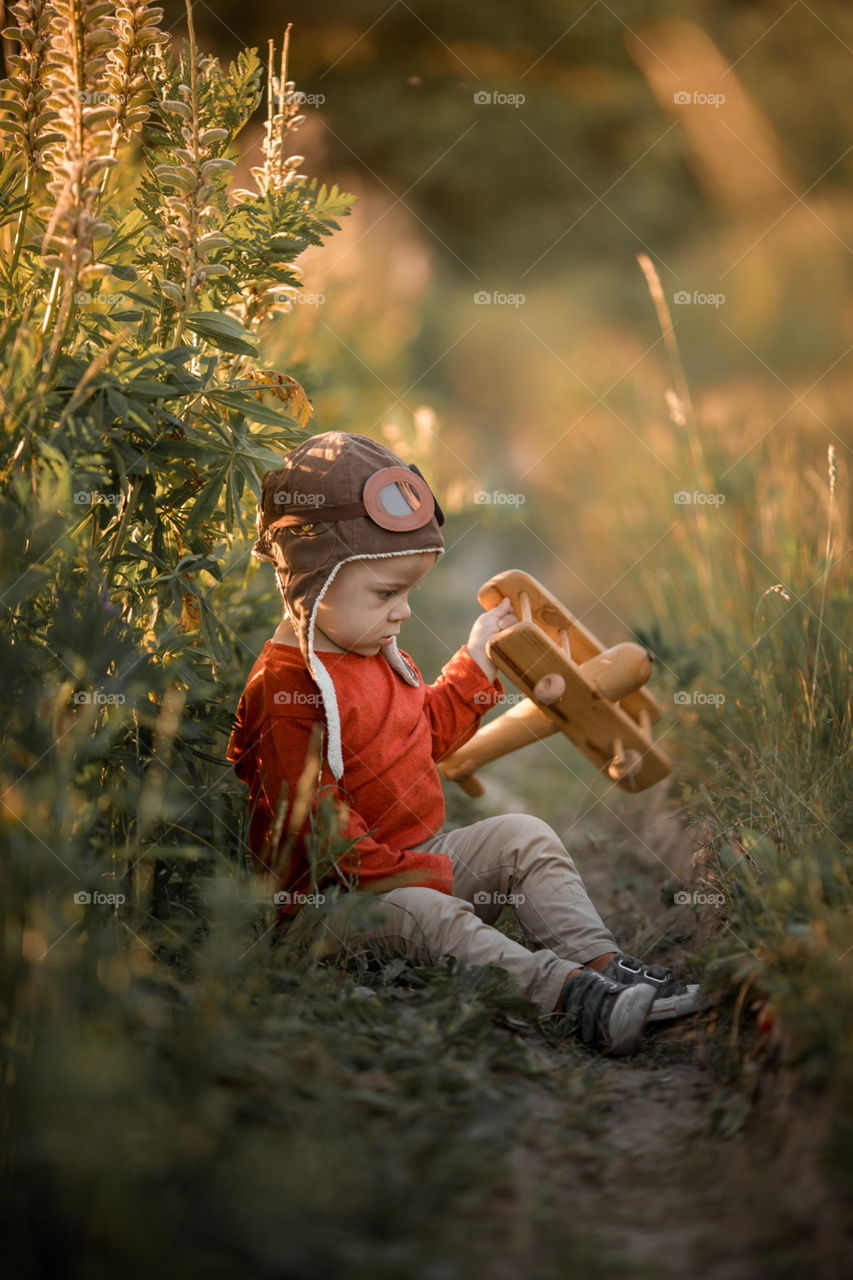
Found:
[0,0,358,1116]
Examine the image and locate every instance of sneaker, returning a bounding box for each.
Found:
[596,952,701,1023]
[558,968,656,1055]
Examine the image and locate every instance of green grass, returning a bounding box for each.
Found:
[1,865,597,1279]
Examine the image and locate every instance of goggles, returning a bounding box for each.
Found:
[265,463,445,535]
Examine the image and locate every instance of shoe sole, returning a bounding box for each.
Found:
[605,982,657,1055]
[647,983,702,1023]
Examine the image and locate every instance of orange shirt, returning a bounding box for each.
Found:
[226,640,505,917]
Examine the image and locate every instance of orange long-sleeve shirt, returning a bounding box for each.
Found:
[225,640,505,919]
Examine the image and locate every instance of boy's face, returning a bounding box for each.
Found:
[314,552,438,655]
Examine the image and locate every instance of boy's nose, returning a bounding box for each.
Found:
[389,599,411,622]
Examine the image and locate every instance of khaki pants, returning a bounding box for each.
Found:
[302,814,618,1016]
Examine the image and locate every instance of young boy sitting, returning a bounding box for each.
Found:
[226,431,700,1055]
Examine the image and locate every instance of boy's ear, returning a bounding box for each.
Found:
[407,463,444,526]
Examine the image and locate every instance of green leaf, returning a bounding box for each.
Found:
[185,311,257,355]
[114,289,159,310]
[126,379,187,399]
[206,389,305,427]
[184,473,225,535]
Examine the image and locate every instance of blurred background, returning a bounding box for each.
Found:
[162,0,851,809]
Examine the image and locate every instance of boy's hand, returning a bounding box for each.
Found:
[466,596,519,682]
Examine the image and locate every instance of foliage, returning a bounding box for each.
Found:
[625,266,853,1178]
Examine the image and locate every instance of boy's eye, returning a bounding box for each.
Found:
[377,589,396,599]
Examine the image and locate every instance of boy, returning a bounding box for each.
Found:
[226,431,700,1056]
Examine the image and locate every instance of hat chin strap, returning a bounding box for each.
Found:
[304,549,445,781]
[380,634,419,686]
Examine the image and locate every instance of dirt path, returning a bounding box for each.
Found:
[505,1043,824,1280]
[474,775,849,1279]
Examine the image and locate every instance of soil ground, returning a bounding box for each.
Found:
[457,763,852,1280]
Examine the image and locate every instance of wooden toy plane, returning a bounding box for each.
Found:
[438,570,671,796]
